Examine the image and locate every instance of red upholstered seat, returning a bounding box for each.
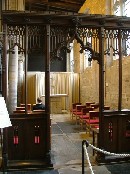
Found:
[79,107,94,129]
[86,102,95,107]
[70,102,81,119]
[90,103,99,110]
[86,111,99,135]
[75,111,82,115]
[79,115,89,119]
[92,124,99,129]
[73,105,86,124]
[86,119,99,124]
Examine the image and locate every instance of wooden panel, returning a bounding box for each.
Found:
[6,112,52,169]
[103,114,118,153]
[50,97,62,114]
[118,114,130,152]
[103,113,130,153]
[8,120,26,160]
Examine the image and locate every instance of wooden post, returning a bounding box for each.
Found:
[45,24,51,152]
[99,27,105,149]
[118,29,122,111]
[24,25,28,113]
[2,24,8,101]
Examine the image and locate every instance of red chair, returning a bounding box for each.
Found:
[104,106,110,110]
[73,105,86,124]
[86,102,95,108]
[70,102,81,119]
[79,107,94,129]
[86,111,99,135]
[90,103,99,110]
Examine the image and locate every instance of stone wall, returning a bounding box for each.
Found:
[105,56,130,109]
[80,56,130,110]
[80,60,99,105]
[122,57,130,109]
[73,41,81,73]
[79,0,111,15]
[105,59,119,109]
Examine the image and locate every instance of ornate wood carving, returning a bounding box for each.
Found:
[1,11,130,167]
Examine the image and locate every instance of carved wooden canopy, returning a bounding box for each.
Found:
[1,12,130,148]
[2,11,130,28]
[2,11,130,63]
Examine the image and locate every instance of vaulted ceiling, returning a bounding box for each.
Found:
[25,0,86,13]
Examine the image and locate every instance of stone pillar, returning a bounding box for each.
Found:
[8,45,18,113]
[4,0,25,112]
[73,40,80,73]
[17,54,24,106]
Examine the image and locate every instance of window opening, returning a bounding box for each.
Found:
[124,0,130,17]
[84,49,92,68]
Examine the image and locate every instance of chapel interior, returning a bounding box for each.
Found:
[0,0,130,173]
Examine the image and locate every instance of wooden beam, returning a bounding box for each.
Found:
[26,2,79,12]
[25,0,85,12]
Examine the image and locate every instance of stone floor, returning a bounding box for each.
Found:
[51,113,130,174]
[1,112,130,174]
[51,113,92,174]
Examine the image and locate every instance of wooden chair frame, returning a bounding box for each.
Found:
[86,111,99,136]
